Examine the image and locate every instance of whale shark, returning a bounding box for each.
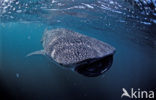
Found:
[27,28,116,77]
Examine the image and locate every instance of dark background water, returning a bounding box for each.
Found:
[0,0,156,100]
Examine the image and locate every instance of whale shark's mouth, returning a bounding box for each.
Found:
[74,54,113,77]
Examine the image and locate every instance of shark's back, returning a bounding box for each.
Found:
[42,28,115,65]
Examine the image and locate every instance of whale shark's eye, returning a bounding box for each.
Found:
[74,55,113,77]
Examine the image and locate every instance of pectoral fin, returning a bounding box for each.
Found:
[26,50,46,57]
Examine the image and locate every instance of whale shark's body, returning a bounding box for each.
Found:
[28,28,115,77]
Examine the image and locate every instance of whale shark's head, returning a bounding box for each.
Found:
[42,28,115,77]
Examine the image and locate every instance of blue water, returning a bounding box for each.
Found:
[0,0,156,100]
